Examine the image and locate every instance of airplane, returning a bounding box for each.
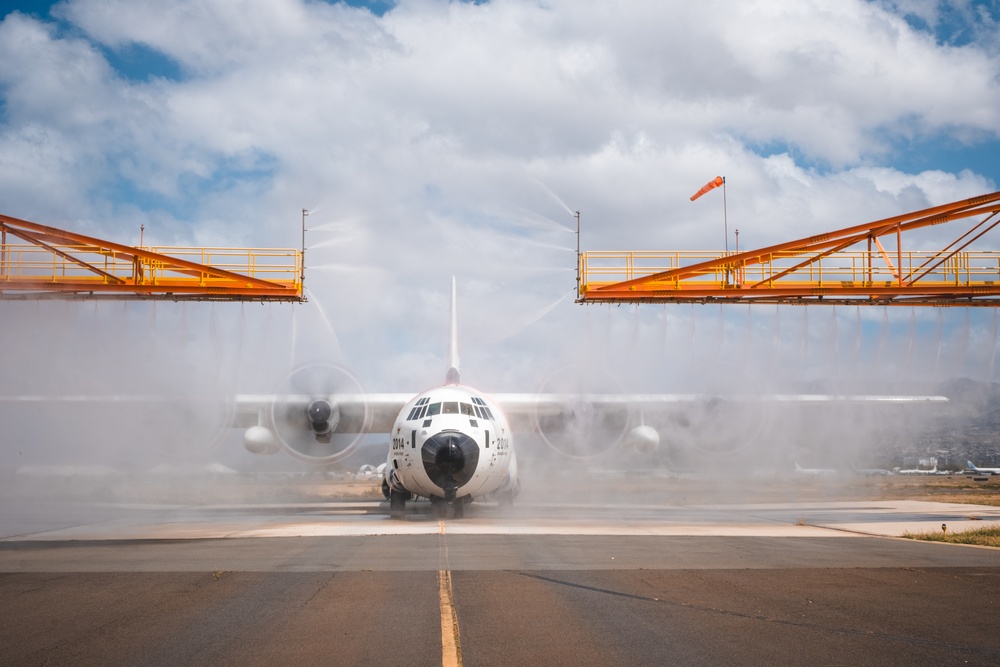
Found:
[230,278,951,517]
[851,466,892,476]
[794,462,838,476]
[237,279,525,517]
[896,465,938,475]
[849,463,892,476]
[967,461,1000,476]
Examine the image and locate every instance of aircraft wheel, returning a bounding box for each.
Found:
[453,502,465,519]
[389,490,407,513]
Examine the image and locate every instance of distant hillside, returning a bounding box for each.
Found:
[783,377,1000,470]
[923,378,1000,468]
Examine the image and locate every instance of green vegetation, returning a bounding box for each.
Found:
[903,525,1000,548]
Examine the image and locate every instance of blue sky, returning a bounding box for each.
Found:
[3,0,1000,396]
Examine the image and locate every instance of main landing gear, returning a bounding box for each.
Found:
[389,488,412,513]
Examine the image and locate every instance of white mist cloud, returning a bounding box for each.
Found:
[1,0,999,472]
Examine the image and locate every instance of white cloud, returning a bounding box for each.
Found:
[1,0,1000,394]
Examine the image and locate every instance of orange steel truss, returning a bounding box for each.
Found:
[0,213,303,301]
[578,191,1000,307]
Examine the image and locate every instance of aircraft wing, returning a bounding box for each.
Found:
[494,392,950,409]
[1,390,949,437]
[490,394,948,419]
[1,392,414,434]
[491,392,949,431]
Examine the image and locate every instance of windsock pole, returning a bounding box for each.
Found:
[690,175,729,254]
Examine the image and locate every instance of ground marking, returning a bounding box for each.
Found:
[439,569,463,667]
[438,520,463,666]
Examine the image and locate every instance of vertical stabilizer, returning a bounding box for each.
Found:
[446,277,461,385]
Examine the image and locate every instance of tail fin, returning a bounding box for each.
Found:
[446,277,460,385]
[968,461,978,470]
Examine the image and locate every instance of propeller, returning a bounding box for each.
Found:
[533,364,631,459]
[269,363,372,464]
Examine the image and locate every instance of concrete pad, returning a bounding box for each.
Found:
[4,499,999,541]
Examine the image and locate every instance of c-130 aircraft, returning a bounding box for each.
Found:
[233,279,948,517]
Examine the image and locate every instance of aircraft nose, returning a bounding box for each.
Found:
[421,431,479,498]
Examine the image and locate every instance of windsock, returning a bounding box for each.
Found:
[690,176,724,201]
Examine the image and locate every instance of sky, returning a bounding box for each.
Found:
[3,0,1000,469]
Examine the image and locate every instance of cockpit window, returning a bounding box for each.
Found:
[426,402,441,416]
[468,396,494,419]
[442,401,459,414]
[460,402,474,416]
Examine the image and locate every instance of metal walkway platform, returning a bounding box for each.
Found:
[578,191,1000,306]
[0,214,303,302]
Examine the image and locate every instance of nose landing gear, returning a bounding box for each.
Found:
[429,494,469,518]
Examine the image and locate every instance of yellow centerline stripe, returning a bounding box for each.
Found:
[439,569,463,667]
[438,519,462,666]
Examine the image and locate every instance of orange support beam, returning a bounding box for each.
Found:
[0,214,304,302]
[578,191,1000,307]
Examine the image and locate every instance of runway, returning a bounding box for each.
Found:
[1,494,999,666]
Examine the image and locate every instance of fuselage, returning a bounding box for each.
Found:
[968,461,1000,475]
[897,466,937,475]
[384,384,518,502]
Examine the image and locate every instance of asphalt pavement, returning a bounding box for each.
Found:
[2,498,999,666]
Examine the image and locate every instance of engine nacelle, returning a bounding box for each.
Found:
[269,363,372,464]
[625,424,660,455]
[306,399,339,441]
[244,426,280,455]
